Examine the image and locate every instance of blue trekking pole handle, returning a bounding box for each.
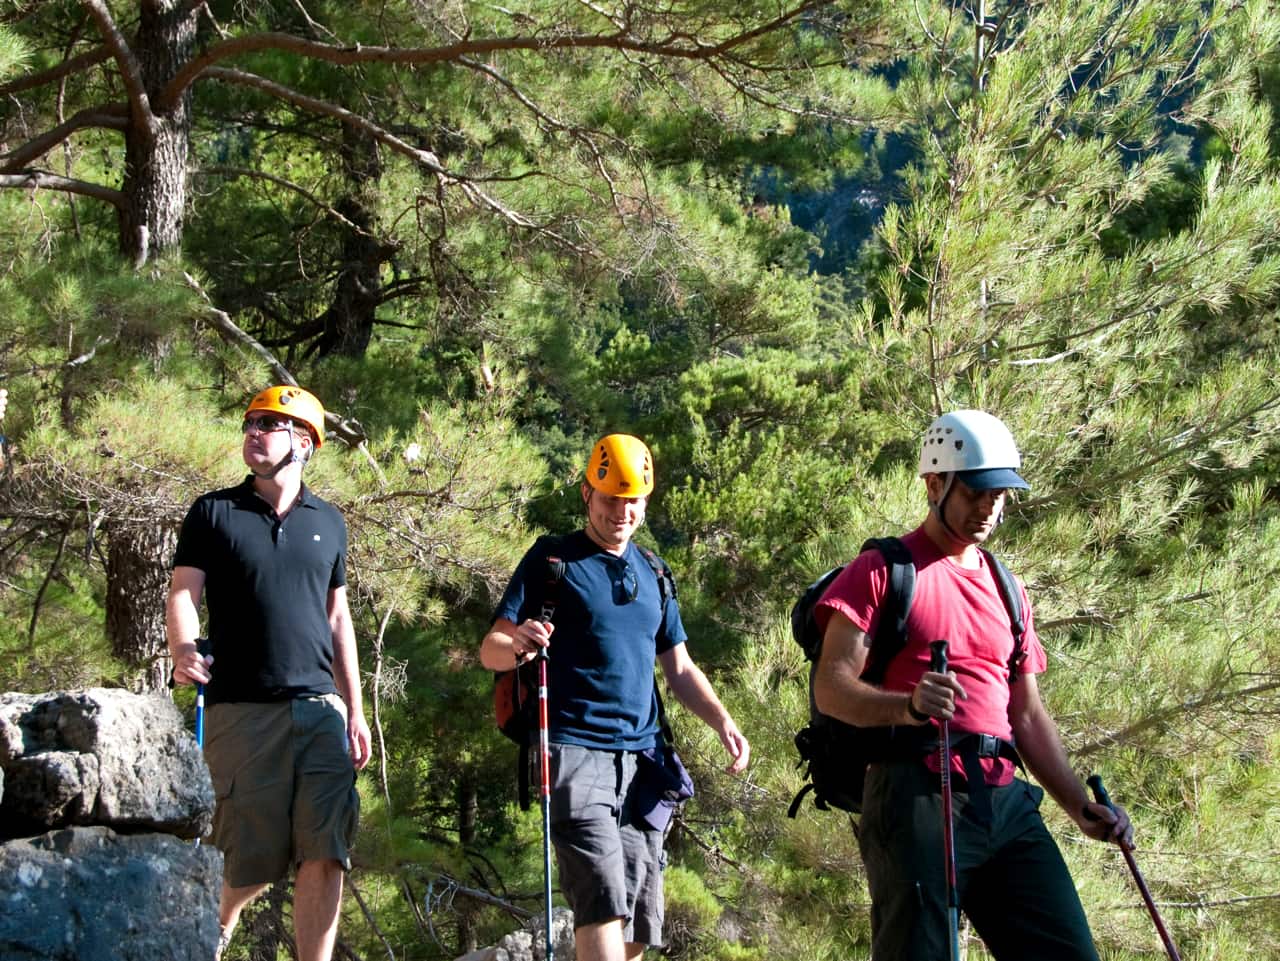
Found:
[194,682,205,747]
[193,681,205,848]
[929,640,960,961]
[192,637,211,848]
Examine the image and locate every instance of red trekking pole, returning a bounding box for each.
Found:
[1087,775,1181,961]
[929,640,961,961]
[536,647,555,961]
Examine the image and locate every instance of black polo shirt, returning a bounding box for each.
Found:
[173,477,348,705]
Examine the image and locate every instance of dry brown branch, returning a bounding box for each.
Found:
[0,171,125,207]
[180,273,383,483]
[347,876,397,961]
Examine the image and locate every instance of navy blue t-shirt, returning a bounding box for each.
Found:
[173,478,347,705]
[493,531,688,750]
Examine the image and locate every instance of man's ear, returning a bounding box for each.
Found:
[923,472,944,505]
[581,482,592,506]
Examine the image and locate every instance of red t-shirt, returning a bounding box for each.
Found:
[814,526,1046,784]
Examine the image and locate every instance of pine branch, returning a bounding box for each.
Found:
[0,106,128,172]
[424,874,534,921]
[1022,389,1280,508]
[198,165,373,236]
[0,45,110,96]
[0,170,125,207]
[200,66,589,249]
[159,3,830,109]
[1160,892,1280,908]
[1075,678,1280,759]
[79,0,158,139]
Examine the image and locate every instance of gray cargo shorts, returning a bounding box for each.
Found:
[548,743,666,946]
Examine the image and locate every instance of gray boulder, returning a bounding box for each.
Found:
[456,908,576,961]
[0,689,212,840]
[0,825,222,961]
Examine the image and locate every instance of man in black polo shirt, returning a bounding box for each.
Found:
[166,385,370,961]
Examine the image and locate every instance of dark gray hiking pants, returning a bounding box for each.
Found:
[858,761,1099,961]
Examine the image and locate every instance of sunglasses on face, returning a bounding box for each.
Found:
[241,414,295,434]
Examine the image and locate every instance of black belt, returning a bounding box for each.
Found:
[924,732,1023,825]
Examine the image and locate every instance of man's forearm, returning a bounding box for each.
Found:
[333,636,364,716]
[165,596,202,655]
[1015,703,1089,815]
[666,663,732,730]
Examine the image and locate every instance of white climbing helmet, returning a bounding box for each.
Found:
[918,410,1029,491]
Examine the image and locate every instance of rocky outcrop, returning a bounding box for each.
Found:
[456,908,577,961]
[0,689,221,961]
[0,689,213,839]
[0,826,222,961]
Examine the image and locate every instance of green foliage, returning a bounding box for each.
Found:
[662,864,724,958]
[3,0,1280,958]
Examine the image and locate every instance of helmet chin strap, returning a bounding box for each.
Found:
[932,473,973,547]
[252,430,306,480]
[930,472,1005,547]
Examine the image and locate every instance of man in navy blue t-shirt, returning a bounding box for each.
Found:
[481,434,750,961]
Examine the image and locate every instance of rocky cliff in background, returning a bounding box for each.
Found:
[0,689,221,961]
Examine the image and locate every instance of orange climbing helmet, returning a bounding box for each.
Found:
[245,385,326,447]
[585,434,654,497]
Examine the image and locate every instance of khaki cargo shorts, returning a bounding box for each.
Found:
[204,695,359,888]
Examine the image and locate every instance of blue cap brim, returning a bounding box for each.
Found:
[957,467,1029,491]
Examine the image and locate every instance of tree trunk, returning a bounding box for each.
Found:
[105,521,177,694]
[120,0,196,263]
[457,768,478,952]
[316,126,388,358]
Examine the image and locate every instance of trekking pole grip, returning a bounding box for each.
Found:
[1087,773,1129,850]
[929,640,948,675]
[1086,774,1113,812]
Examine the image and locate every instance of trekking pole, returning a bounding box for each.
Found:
[536,646,555,961]
[193,679,205,848]
[1087,775,1182,961]
[929,640,960,961]
[193,637,210,848]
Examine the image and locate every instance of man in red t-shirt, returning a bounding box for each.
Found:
[814,410,1133,961]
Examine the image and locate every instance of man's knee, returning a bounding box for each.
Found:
[574,917,626,961]
[295,858,345,889]
[219,881,271,929]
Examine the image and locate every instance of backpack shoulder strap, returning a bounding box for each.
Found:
[982,548,1027,682]
[634,545,678,745]
[859,536,917,685]
[532,534,568,622]
[633,544,677,607]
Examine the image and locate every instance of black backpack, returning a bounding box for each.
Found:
[493,535,677,809]
[787,536,1026,817]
